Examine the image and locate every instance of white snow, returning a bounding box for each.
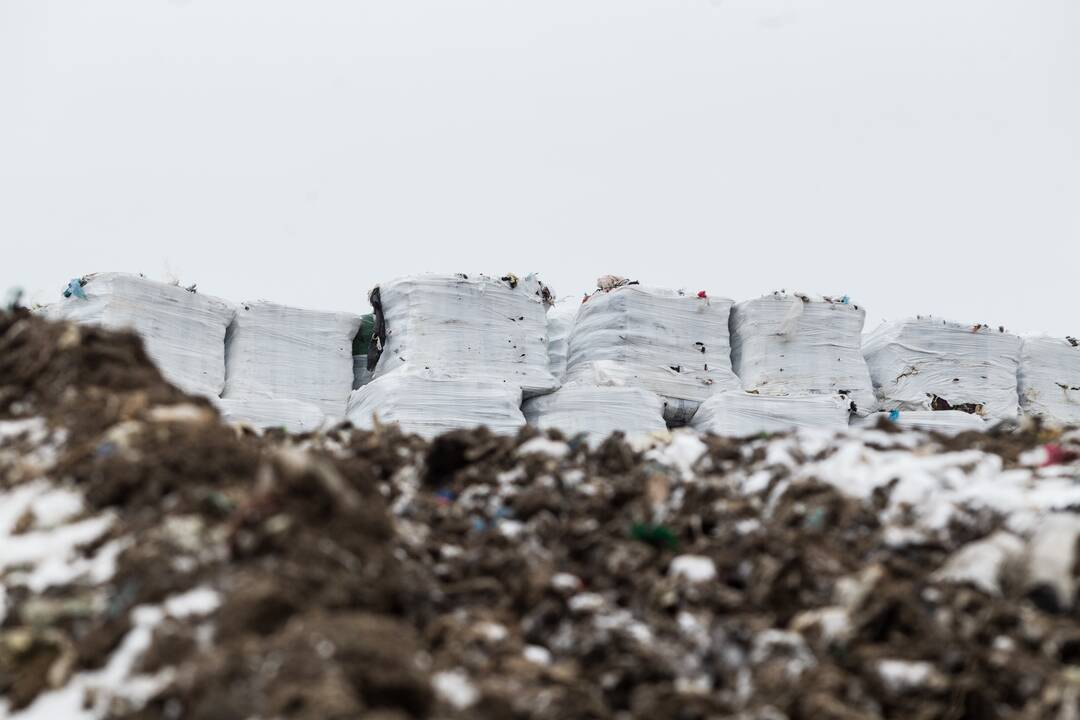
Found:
[669,555,717,584]
[432,669,479,710]
[933,531,1024,596]
[876,659,940,693]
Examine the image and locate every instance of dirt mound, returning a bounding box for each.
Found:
[3,310,1080,719]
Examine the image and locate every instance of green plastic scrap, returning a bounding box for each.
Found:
[630,522,679,550]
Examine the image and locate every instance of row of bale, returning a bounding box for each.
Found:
[40,272,1080,439]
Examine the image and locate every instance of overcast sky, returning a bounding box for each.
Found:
[2,0,1077,334]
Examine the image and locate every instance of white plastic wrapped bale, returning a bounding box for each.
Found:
[690,391,850,437]
[1018,336,1080,425]
[564,286,741,424]
[729,292,875,416]
[522,383,666,442]
[214,398,326,434]
[40,272,234,398]
[346,371,525,439]
[372,274,557,396]
[863,318,1022,420]
[223,301,362,417]
[851,410,988,435]
[546,298,581,382]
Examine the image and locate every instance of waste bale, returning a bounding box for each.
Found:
[729,292,875,416]
[863,317,1022,420]
[371,274,557,397]
[545,298,581,382]
[852,409,988,435]
[1018,335,1080,425]
[222,301,362,418]
[39,272,235,398]
[565,285,741,424]
[214,397,326,434]
[522,382,666,443]
[690,391,850,436]
[346,370,525,439]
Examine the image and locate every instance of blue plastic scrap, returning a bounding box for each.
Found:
[840,295,850,304]
[888,409,901,421]
[63,279,87,300]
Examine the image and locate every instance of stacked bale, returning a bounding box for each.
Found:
[863,318,1021,420]
[545,298,581,383]
[523,384,667,444]
[41,272,235,398]
[1018,336,1080,426]
[729,292,876,416]
[347,274,554,437]
[691,392,850,436]
[222,300,362,427]
[556,285,742,426]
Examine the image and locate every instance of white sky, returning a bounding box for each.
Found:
[2,0,1078,334]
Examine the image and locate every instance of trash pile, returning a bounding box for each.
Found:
[5,308,1080,719]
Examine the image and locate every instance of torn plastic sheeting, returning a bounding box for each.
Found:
[690,391,850,437]
[213,397,326,434]
[346,370,526,439]
[522,383,667,443]
[371,274,557,397]
[729,292,875,416]
[222,301,362,417]
[851,410,988,435]
[862,317,1021,420]
[564,285,741,423]
[545,298,580,383]
[1018,336,1080,426]
[40,272,235,398]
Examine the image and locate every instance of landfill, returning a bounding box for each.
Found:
[5,307,1080,719]
[729,292,876,416]
[864,318,1023,421]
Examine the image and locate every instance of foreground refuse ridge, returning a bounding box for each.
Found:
[4,309,1080,719]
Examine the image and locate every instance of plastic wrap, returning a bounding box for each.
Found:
[729,292,875,416]
[214,398,326,434]
[223,301,362,417]
[372,274,557,396]
[1018,336,1080,425]
[690,391,850,437]
[40,272,235,398]
[522,383,666,442]
[851,410,987,435]
[346,370,525,439]
[546,298,581,382]
[564,286,741,423]
[863,318,1021,420]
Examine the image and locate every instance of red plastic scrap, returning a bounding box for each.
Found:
[1041,444,1078,467]
[696,290,707,299]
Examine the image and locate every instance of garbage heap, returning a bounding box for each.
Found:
[6,307,1080,720]
[346,274,557,439]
